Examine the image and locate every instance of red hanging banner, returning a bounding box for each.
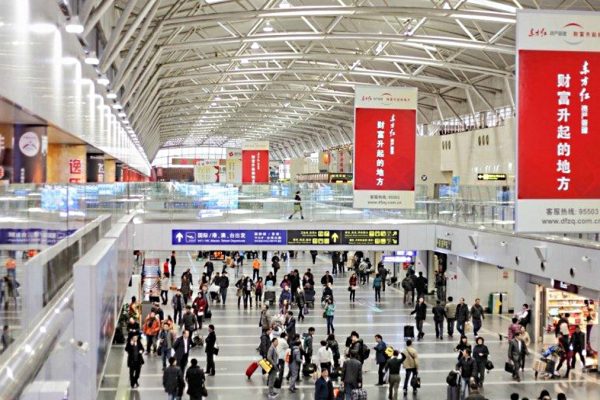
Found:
[242,141,269,184]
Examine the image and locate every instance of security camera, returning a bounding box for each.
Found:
[500,241,507,247]
[534,246,547,263]
[446,232,452,237]
[70,338,89,354]
[582,256,591,263]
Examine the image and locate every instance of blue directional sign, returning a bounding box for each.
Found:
[172,229,287,245]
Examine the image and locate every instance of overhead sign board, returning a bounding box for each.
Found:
[516,10,600,232]
[172,230,287,245]
[287,230,342,245]
[552,279,579,294]
[436,238,453,251]
[172,229,400,246]
[477,173,507,181]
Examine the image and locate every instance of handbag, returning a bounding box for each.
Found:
[347,286,352,292]
[258,358,273,373]
[410,374,421,389]
[485,360,494,370]
[323,311,327,319]
[383,369,390,384]
[504,361,515,374]
[464,321,473,333]
[200,385,208,397]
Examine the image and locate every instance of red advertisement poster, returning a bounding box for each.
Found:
[516,10,600,232]
[242,149,269,184]
[353,86,417,209]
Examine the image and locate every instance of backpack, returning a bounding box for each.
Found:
[359,341,370,361]
[402,277,413,291]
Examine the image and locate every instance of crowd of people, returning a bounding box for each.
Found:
[124,250,583,400]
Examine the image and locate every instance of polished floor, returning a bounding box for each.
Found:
[98,252,599,400]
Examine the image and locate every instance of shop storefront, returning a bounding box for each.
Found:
[534,280,598,370]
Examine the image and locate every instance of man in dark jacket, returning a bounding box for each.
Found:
[432,300,446,339]
[219,272,229,304]
[456,298,470,336]
[173,330,192,375]
[204,260,214,280]
[341,353,363,400]
[570,325,586,369]
[465,379,487,400]
[410,297,427,340]
[205,324,217,376]
[170,251,177,277]
[186,358,206,400]
[321,271,334,286]
[314,368,334,400]
[472,337,489,386]
[373,334,388,385]
[182,306,198,334]
[456,348,477,399]
[470,298,485,338]
[415,272,428,299]
[163,356,182,399]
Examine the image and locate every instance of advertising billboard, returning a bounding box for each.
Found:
[242,141,269,184]
[516,10,600,231]
[353,86,417,208]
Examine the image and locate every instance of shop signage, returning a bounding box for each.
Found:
[353,86,417,209]
[552,279,579,294]
[242,141,269,184]
[342,230,398,245]
[172,229,286,245]
[516,10,600,232]
[436,238,453,250]
[477,173,507,181]
[171,158,202,165]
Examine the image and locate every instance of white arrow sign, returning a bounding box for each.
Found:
[175,232,183,243]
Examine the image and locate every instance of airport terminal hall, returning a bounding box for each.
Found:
[3,1,600,400]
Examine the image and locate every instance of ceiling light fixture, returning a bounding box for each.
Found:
[106,92,117,100]
[84,52,99,65]
[279,0,291,8]
[263,21,274,32]
[112,103,123,110]
[118,112,127,118]
[97,75,110,86]
[251,42,260,50]
[466,0,517,13]
[65,16,84,34]
[240,58,249,64]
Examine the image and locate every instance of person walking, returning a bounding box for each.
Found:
[327,334,341,369]
[267,338,280,399]
[348,273,358,302]
[125,334,145,388]
[143,311,161,354]
[411,297,427,340]
[455,336,471,361]
[432,300,446,340]
[385,350,402,400]
[169,251,177,277]
[470,298,485,337]
[324,299,336,335]
[507,331,527,382]
[186,358,206,400]
[314,368,334,400]
[181,275,192,305]
[401,273,415,305]
[163,258,170,276]
[159,322,177,370]
[445,297,458,338]
[310,250,318,264]
[415,272,428,299]
[456,348,477,400]
[205,324,217,376]
[285,311,296,339]
[456,298,470,336]
[182,306,198,336]
[1,325,13,354]
[317,340,334,373]
[204,260,214,280]
[163,356,183,400]
[288,190,304,219]
[219,272,230,304]
[173,330,192,375]
[435,270,446,301]
[570,325,586,370]
[472,337,489,387]
[296,288,306,322]
[374,334,388,385]
[161,273,171,305]
[276,332,289,382]
[252,258,261,281]
[400,339,419,396]
[172,290,184,325]
[341,353,363,400]
[555,333,571,378]
[288,338,302,393]
[517,304,531,329]
[378,262,388,292]
[192,293,208,330]
[373,273,383,303]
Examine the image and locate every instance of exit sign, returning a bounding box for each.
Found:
[477,173,507,181]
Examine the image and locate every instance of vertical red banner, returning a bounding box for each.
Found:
[516,10,600,232]
[353,86,417,209]
[242,149,269,184]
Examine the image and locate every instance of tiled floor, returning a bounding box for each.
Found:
[98,252,599,400]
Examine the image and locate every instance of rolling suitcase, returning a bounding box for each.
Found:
[404,325,415,339]
[351,388,368,400]
[245,361,259,379]
[446,385,460,400]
